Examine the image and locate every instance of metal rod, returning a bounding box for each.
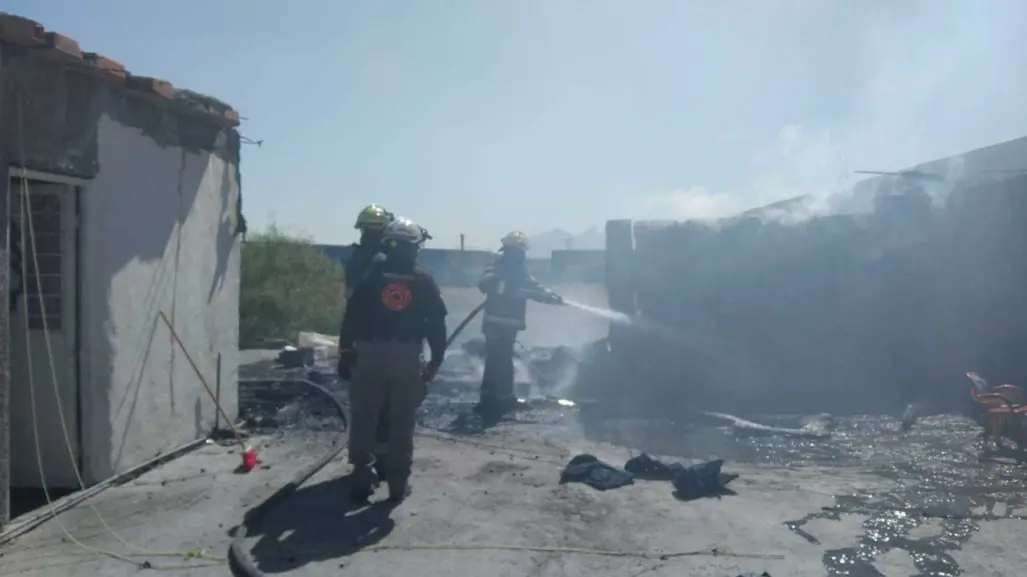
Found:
[215,353,222,432]
[157,311,244,448]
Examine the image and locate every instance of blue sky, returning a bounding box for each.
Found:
[9,0,1027,249]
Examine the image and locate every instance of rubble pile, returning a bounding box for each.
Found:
[238,339,582,433]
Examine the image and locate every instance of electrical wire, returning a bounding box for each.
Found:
[324,543,783,561]
[11,93,223,570]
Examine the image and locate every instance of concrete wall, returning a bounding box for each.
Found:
[551,249,604,283]
[601,171,1027,416]
[0,42,241,487]
[318,244,604,286]
[80,116,240,482]
[317,245,498,286]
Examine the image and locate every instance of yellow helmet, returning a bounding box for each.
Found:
[354,204,394,231]
[500,231,530,251]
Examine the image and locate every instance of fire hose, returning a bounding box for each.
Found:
[228,302,486,576]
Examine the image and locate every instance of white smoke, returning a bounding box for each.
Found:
[625,1,1027,223]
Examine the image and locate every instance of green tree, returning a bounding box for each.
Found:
[239,223,346,348]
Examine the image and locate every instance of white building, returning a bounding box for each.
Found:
[0,14,242,525]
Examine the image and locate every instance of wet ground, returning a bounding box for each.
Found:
[233,347,1027,577]
[4,342,1025,577]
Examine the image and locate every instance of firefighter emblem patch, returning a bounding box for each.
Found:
[381,282,412,311]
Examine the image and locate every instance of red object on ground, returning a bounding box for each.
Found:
[241,446,258,472]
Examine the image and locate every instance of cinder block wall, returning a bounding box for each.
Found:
[601,175,1027,415]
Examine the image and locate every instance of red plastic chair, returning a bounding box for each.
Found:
[967,372,1027,451]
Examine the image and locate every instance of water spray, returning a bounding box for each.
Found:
[561,299,633,324]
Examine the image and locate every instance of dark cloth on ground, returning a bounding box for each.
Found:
[559,454,634,491]
[561,453,738,499]
[624,453,686,480]
[671,458,738,501]
[627,453,737,499]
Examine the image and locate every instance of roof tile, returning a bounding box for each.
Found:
[83,52,127,82]
[0,13,44,47]
[125,75,175,100]
[0,11,240,126]
[42,31,82,61]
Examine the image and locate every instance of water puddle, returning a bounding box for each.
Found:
[584,412,1027,576]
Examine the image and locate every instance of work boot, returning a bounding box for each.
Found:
[348,467,377,502]
[386,480,412,504]
[373,459,388,485]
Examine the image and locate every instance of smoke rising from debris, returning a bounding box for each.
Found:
[625,0,1027,225]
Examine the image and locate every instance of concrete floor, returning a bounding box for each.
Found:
[2,410,1026,577]
[5,284,1025,577]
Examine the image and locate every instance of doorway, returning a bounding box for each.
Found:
[7,174,81,517]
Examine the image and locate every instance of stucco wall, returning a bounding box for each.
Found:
[79,116,240,482]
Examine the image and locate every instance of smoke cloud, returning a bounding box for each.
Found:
[625,0,1027,223]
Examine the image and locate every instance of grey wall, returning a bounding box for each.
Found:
[0,43,241,486]
[317,244,596,286]
[601,174,1027,416]
[316,244,497,286]
[551,249,604,283]
[80,116,240,482]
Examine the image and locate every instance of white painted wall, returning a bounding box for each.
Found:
[79,115,240,483]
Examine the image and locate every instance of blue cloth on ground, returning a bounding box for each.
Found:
[624,453,685,480]
[625,453,738,500]
[559,454,634,491]
[561,453,738,499]
[670,458,739,501]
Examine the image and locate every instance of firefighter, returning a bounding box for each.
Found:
[337,217,448,503]
[345,204,395,298]
[477,231,563,415]
[342,203,396,486]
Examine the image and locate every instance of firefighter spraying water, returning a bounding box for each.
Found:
[476,231,565,416]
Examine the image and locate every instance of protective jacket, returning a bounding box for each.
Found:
[478,256,554,331]
[340,257,448,365]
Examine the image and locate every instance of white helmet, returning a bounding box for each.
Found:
[383,217,428,246]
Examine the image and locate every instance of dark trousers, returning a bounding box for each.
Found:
[481,327,518,404]
[348,341,425,488]
[375,403,390,469]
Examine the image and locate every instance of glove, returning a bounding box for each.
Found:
[337,348,357,381]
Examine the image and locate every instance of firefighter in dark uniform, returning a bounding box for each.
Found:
[345,204,395,299]
[477,231,563,415]
[343,204,396,486]
[338,217,448,503]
